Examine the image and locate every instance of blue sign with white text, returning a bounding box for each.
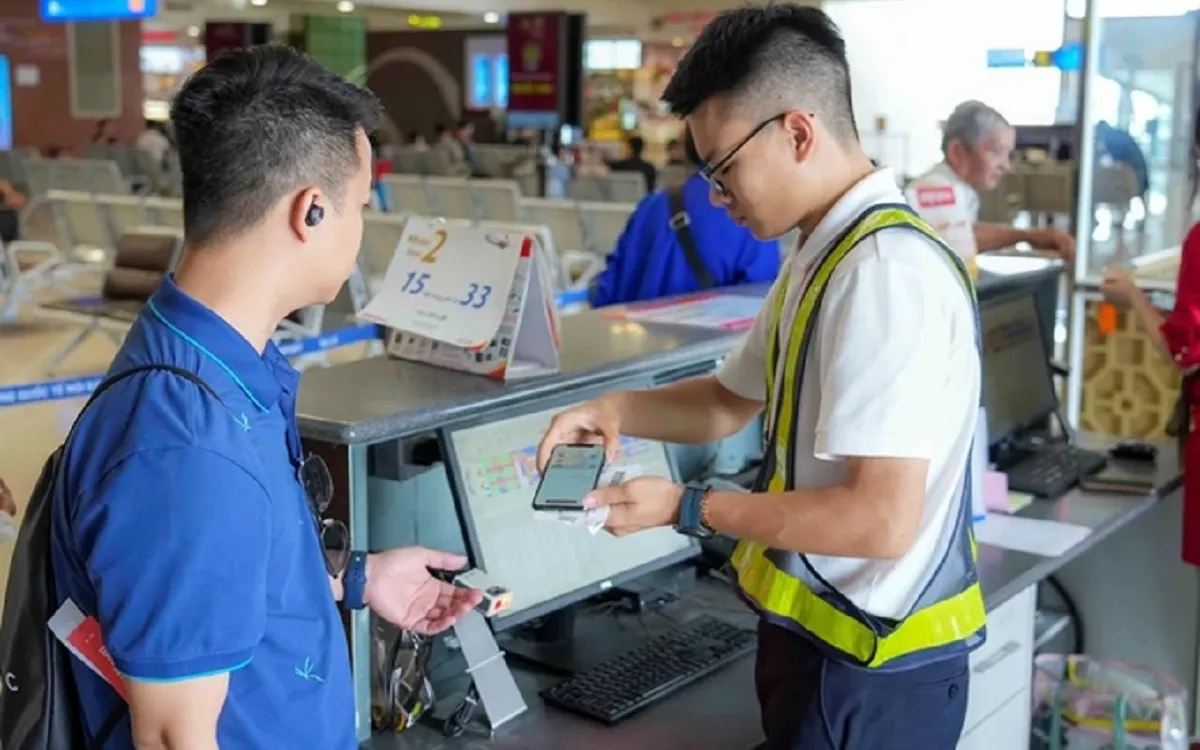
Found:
[40,0,158,22]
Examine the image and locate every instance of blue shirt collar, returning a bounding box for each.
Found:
[144,276,298,414]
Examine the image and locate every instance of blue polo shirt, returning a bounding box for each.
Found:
[589,172,781,308]
[50,276,355,748]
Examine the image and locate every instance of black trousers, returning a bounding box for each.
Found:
[755,621,969,750]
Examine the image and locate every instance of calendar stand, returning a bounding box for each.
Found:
[359,217,560,380]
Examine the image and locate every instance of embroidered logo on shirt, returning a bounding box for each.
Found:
[233,413,251,432]
[295,657,325,684]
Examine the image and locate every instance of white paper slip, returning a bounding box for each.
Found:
[973,513,1092,558]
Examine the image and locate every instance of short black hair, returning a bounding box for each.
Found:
[434,123,448,136]
[628,135,645,156]
[662,3,858,142]
[171,45,382,247]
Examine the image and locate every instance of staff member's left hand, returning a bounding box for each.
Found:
[584,477,684,536]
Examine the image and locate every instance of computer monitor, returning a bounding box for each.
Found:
[443,399,697,638]
[981,290,1058,446]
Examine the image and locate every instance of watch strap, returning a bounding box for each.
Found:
[678,483,709,534]
[343,551,368,611]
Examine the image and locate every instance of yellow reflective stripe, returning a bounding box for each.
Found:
[764,268,792,406]
[732,539,987,668]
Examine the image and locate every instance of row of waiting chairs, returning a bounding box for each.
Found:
[379,175,634,258]
[387,143,537,181]
[4,224,345,375]
[22,190,183,268]
[2,149,176,198]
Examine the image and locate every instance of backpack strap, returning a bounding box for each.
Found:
[68,365,223,445]
[67,364,222,748]
[666,185,716,290]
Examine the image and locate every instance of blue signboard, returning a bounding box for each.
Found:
[987,42,1083,71]
[40,0,158,22]
[0,56,11,152]
[987,49,1030,68]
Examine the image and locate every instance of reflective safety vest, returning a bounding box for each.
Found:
[731,203,988,671]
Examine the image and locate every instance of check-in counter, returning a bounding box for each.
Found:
[294,259,1193,749]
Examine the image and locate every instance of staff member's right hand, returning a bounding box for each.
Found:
[537,397,622,472]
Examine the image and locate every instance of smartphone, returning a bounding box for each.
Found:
[531,444,605,511]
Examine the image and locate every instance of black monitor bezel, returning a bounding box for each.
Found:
[980,287,1059,447]
[438,376,700,633]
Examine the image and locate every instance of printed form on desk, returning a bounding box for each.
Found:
[974,513,1092,558]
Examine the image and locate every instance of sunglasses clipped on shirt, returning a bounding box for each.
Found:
[297,453,350,579]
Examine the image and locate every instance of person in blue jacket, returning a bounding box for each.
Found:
[589,129,781,307]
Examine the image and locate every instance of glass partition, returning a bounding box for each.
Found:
[1065,0,1200,432]
[1070,6,1199,279]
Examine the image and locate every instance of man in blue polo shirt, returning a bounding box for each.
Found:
[50,46,481,748]
[589,129,780,308]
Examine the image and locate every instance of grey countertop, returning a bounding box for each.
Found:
[297,308,740,444]
[367,441,1176,750]
[298,261,1062,447]
[978,447,1182,610]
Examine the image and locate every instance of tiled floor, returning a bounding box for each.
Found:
[0,306,376,607]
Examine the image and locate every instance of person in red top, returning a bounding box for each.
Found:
[1101,223,1200,564]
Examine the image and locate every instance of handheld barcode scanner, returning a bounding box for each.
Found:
[431,568,513,618]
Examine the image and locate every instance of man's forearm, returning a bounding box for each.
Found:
[974,222,1037,252]
[705,485,915,560]
[604,375,762,445]
[1130,291,1170,360]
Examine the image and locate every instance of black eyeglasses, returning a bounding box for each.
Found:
[298,454,350,579]
[699,113,787,197]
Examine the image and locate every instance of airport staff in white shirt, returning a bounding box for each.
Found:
[910,100,1075,262]
[537,5,986,749]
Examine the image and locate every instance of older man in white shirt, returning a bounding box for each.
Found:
[909,100,1075,263]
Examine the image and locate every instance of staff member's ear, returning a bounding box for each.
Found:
[781,110,817,164]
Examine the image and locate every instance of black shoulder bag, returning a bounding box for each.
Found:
[0,364,221,750]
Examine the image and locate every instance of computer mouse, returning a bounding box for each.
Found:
[1108,442,1158,463]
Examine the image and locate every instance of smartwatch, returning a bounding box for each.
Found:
[675,483,714,539]
[342,551,368,611]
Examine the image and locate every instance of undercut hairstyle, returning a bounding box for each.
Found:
[941,101,1010,155]
[170,45,383,247]
[662,3,858,143]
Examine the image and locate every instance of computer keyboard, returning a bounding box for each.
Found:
[1003,444,1108,498]
[540,614,756,724]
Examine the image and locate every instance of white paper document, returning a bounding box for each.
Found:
[973,513,1092,558]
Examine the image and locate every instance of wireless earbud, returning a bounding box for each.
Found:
[305,202,324,227]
